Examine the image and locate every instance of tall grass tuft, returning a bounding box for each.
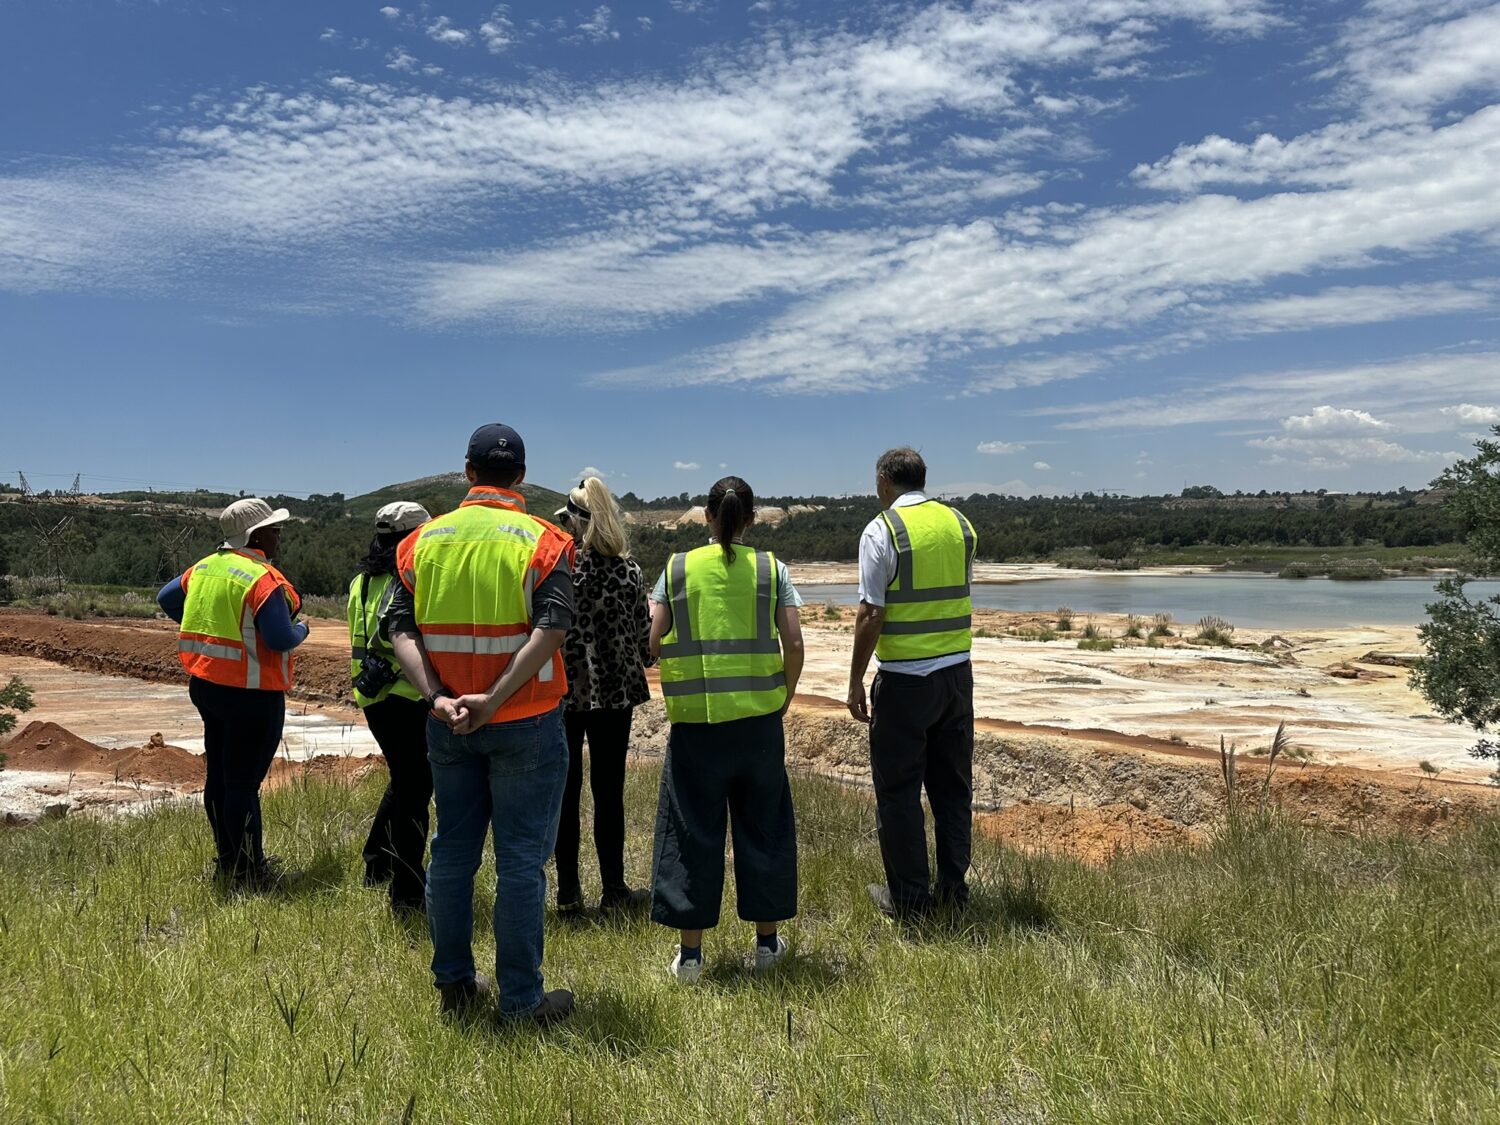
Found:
[1150,612,1174,638]
[1195,615,1236,645]
[1055,605,1074,631]
[1123,615,1144,639]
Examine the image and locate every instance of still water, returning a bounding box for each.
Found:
[797,574,1500,631]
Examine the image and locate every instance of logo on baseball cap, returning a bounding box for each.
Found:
[466,423,526,469]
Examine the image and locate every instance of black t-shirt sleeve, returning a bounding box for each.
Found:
[531,555,575,632]
[383,578,417,636]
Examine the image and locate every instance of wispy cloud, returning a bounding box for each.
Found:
[673,460,700,471]
[977,440,1026,454]
[425,15,471,45]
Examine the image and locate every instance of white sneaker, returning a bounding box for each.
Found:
[668,949,703,984]
[754,934,789,973]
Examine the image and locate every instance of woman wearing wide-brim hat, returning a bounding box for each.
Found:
[348,501,433,916]
[157,498,309,890]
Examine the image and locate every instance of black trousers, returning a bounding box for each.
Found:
[555,707,634,898]
[360,694,434,909]
[188,676,284,876]
[869,661,974,913]
[650,710,797,930]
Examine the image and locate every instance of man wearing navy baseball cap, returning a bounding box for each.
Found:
[386,423,578,1024]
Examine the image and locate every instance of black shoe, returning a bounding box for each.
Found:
[364,865,393,888]
[392,897,426,921]
[934,883,970,912]
[598,886,649,914]
[528,989,575,1026]
[230,859,287,893]
[438,975,492,1017]
[556,886,584,915]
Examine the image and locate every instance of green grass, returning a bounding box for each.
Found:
[3,774,1500,1122]
[1136,543,1469,570]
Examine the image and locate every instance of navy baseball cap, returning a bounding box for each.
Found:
[466,423,525,469]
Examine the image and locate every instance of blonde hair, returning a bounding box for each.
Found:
[572,477,629,558]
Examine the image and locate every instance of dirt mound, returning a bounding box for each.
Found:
[4,721,120,772]
[978,801,1200,864]
[266,753,386,789]
[0,612,356,706]
[113,733,206,787]
[4,722,206,788]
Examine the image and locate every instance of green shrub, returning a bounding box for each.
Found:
[1078,637,1115,651]
[1123,615,1143,639]
[1056,605,1074,631]
[1150,612,1174,637]
[1329,562,1386,581]
[1278,564,1313,579]
[1081,619,1103,640]
[1195,615,1236,645]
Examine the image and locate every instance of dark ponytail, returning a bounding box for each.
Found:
[706,476,754,564]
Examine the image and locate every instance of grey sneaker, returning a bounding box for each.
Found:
[754,934,790,973]
[529,989,575,1026]
[438,975,492,1016]
[669,948,704,984]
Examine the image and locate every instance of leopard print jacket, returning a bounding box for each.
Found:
[563,548,653,712]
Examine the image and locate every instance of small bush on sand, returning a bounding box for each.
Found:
[1150,612,1174,637]
[1278,564,1313,579]
[1196,616,1236,645]
[821,601,842,621]
[1081,619,1103,640]
[1123,615,1144,639]
[1056,606,1075,631]
[1078,637,1115,652]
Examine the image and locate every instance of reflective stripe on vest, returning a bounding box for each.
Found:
[875,502,976,663]
[346,572,423,707]
[657,544,786,724]
[178,549,297,690]
[401,493,568,723]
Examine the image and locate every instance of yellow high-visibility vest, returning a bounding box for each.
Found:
[658,544,787,724]
[346,571,423,707]
[178,549,299,691]
[875,501,976,663]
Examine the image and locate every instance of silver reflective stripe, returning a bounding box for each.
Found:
[884,508,914,597]
[178,638,241,661]
[667,553,692,644]
[241,602,260,690]
[659,672,787,698]
[538,657,555,683]
[959,510,976,571]
[881,615,972,635]
[658,550,779,659]
[524,567,537,620]
[422,633,527,655]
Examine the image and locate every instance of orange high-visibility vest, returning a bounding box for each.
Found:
[396,485,570,724]
[177,548,301,691]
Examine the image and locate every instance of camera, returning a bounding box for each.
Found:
[353,652,400,697]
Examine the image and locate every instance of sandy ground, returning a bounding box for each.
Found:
[2,610,1496,860]
[787,608,1487,780]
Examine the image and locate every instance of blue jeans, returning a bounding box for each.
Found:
[426,706,568,1017]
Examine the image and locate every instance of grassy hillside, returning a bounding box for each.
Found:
[347,475,568,521]
[2,770,1497,1121]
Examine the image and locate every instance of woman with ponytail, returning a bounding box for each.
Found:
[648,476,804,981]
[555,476,654,914]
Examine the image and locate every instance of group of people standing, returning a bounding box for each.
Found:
[157,425,976,1026]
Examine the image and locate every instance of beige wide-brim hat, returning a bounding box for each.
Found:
[220,497,291,549]
[374,501,430,534]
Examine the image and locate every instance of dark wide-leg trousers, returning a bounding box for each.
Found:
[869,661,974,914]
[189,676,284,876]
[555,707,634,899]
[650,710,798,930]
[360,694,434,909]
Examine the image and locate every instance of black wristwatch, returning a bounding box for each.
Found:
[426,690,451,710]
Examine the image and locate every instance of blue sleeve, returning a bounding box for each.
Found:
[255,592,310,652]
[156,577,186,623]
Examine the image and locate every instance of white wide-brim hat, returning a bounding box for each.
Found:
[220,497,291,549]
[374,500,430,534]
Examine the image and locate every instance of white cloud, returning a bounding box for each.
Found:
[577,466,608,480]
[977,440,1025,455]
[1039,351,1500,431]
[385,48,419,73]
[1248,435,1446,467]
[1280,405,1391,435]
[379,6,400,18]
[425,16,471,45]
[1218,282,1498,335]
[674,460,700,471]
[479,8,516,52]
[637,16,653,32]
[573,6,618,43]
[319,28,339,42]
[1442,403,1500,425]
[1032,460,1052,471]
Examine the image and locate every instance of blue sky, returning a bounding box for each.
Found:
[2,0,1498,500]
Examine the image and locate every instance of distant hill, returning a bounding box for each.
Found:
[346,474,568,521]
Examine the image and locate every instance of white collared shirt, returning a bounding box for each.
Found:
[858,491,971,677]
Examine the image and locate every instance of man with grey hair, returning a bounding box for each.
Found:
[847,448,977,920]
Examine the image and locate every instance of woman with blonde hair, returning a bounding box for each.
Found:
[555,476,654,913]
